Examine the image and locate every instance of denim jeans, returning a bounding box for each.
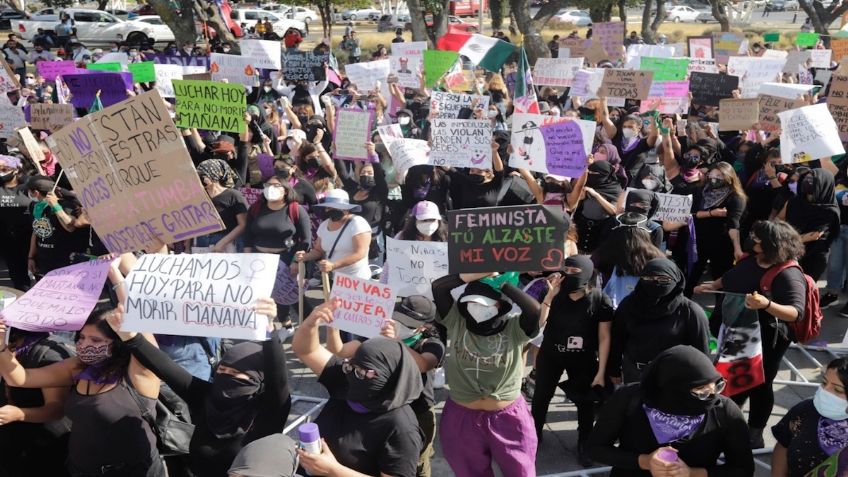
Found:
[826,224,848,291]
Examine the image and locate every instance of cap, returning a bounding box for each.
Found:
[314,188,362,212]
[392,295,437,328]
[298,423,320,443]
[412,201,441,221]
[286,129,306,141]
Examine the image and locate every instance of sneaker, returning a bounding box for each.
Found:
[749,427,765,449]
[820,292,839,309]
[840,302,848,318]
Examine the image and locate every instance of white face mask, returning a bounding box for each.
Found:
[813,387,848,420]
[223,48,231,53]
[466,301,498,323]
[622,128,638,139]
[641,178,658,190]
[263,86,272,92]
[416,221,439,236]
[398,116,410,126]
[263,185,283,201]
[286,139,296,151]
[487,110,498,119]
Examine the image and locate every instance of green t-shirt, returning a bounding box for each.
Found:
[438,304,534,403]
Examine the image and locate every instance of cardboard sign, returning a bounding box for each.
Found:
[430,119,492,168]
[594,22,625,60]
[539,120,587,177]
[385,237,447,298]
[727,57,785,98]
[0,104,26,139]
[239,39,282,70]
[0,260,112,332]
[329,273,396,339]
[30,103,74,132]
[509,114,595,174]
[388,138,430,181]
[183,72,213,82]
[63,72,133,109]
[447,204,567,273]
[174,80,246,134]
[430,91,490,119]
[391,41,427,89]
[654,192,693,222]
[0,61,19,93]
[37,60,76,81]
[558,38,591,58]
[210,52,256,88]
[334,108,374,161]
[86,62,123,73]
[719,98,759,131]
[46,90,224,253]
[759,94,804,132]
[639,57,690,81]
[16,127,45,174]
[423,50,459,88]
[831,39,848,63]
[127,61,156,83]
[122,253,278,340]
[344,59,390,92]
[689,72,739,107]
[597,69,654,100]
[282,51,329,82]
[828,94,848,141]
[533,57,584,87]
[688,36,714,59]
[778,103,846,163]
[711,32,744,64]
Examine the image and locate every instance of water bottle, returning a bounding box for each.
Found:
[298,423,321,455]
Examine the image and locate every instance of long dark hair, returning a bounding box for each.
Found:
[751,219,805,264]
[598,226,664,276]
[398,214,448,241]
[74,306,131,382]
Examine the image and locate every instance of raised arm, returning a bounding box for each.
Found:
[292,300,338,377]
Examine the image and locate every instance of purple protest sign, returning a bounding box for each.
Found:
[256,153,275,179]
[37,60,77,81]
[0,260,112,332]
[63,72,133,108]
[238,187,263,207]
[541,120,588,177]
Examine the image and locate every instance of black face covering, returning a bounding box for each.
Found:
[631,257,686,317]
[359,175,376,189]
[561,255,594,293]
[0,171,15,185]
[625,189,658,220]
[459,281,508,336]
[543,182,565,194]
[346,337,424,412]
[641,345,722,415]
[274,168,291,179]
[204,342,265,438]
[468,174,486,185]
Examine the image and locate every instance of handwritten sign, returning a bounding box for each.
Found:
[388,139,430,182]
[509,113,595,174]
[593,22,625,60]
[655,192,693,222]
[46,90,224,253]
[689,72,738,107]
[391,41,427,88]
[423,50,459,88]
[649,80,690,98]
[430,119,492,168]
[625,44,674,69]
[712,32,744,64]
[688,36,713,59]
[63,72,133,109]
[122,253,277,340]
[127,61,156,83]
[533,57,584,87]
[344,59,390,92]
[597,69,654,100]
[639,97,690,115]
[210,53,256,88]
[174,80,246,134]
[385,237,447,298]
[430,91,490,119]
[832,39,848,62]
[0,104,26,139]
[558,38,590,58]
[688,58,718,74]
[30,102,74,132]
[147,54,210,69]
[0,260,111,332]
[37,60,76,81]
[727,57,785,98]
[778,103,846,163]
[86,62,123,73]
[329,273,396,338]
[239,39,282,70]
[282,51,328,82]
[719,98,760,131]
[639,57,690,81]
[447,204,567,273]
[539,121,587,177]
[759,94,804,132]
[334,108,374,161]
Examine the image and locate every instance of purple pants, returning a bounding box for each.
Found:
[440,398,538,477]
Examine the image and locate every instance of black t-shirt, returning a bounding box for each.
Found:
[612,135,652,180]
[242,202,311,250]
[314,357,422,477]
[448,169,505,209]
[1,338,70,408]
[0,182,32,240]
[409,338,445,414]
[293,179,318,206]
[670,175,702,199]
[772,400,848,477]
[543,289,613,356]
[211,188,248,234]
[29,199,81,273]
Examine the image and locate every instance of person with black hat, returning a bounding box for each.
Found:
[26,175,84,277]
[531,255,613,466]
[0,155,33,290]
[228,433,300,477]
[392,28,405,43]
[588,345,754,476]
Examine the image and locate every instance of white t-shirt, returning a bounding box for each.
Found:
[318,214,372,279]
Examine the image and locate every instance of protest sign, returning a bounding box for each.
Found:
[430,119,492,168]
[210,53,256,88]
[329,273,396,338]
[37,60,76,81]
[239,39,282,70]
[625,44,675,69]
[46,90,224,253]
[558,38,591,58]
[594,22,625,60]
[0,61,21,93]
[719,98,760,131]
[638,97,690,115]
[334,108,374,161]
[689,72,739,106]
[763,32,781,42]
[385,237,447,298]
[282,51,329,82]
[344,59,390,92]
[127,61,156,83]
[655,192,693,222]
[0,104,26,139]
[597,69,653,100]
[816,69,833,89]
[568,68,604,98]
[423,50,459,88]
[388,139,430,181]
[760,82,814,99]
[509,114,595,174]
[30,102,74,132]
[0,260,111,332]
[809,49,832,69]
[687,58,718,74]
[687,36,713,59]
[832,39,848,62]
[533,57,583,87]
[430,91,490,119]
[377,123,404,147]
[639,57,690,81]
[174,80,246,134]
[147,54,210,69]
[727,57,785,98]
[96,52,128,65]
[711,32,744,64]
[583,40,610,65]
[539,120,587,177]
[783,50,811,74]
[153,63,184,98]
[17,127,45,174]
[828,93,848,141]
[759,94,805,132]
[122,253,277,340]
[442,64,474,92]
[63,72,133,109]
[183,72,212,81]
[649,80,690,98]
[447,204,567,273]
[391,41,427,88]
[778,103,846,163]
[86,62,123,73]
[796,32,820,47]
[239,187,263,207]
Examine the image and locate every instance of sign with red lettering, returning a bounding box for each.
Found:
[330,273,397,338]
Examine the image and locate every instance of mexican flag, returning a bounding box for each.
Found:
[714,293,765,397]
[436,32,516,72]
[513,47,539,114]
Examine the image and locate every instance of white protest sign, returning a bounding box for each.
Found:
[239,39,282,70]
[509,114,595,174]
[210,52,256,88]
[568,68,604,97]
[97,52,129,65]
[809,49,832,69]
[726,57,785,98]
[783,50,811,73]
[688,58,719,74]
[334,108,374,161]
[154,63,183,98]
[376,123,403,147]
[625,44,675,69]
[122,253,278,340]
[652,191,693,222]
[533,58,584,87]
[389,138,430,182]
[330,273,396,338]
[778,103,845,163]
[758,82,813,99]
[385,238,448,298]
[391,41,427,88]
[430,118,492,168]
[762,49,788,61]
[430,91,490,119]
[0,104,26,139]
[344,59,390,92]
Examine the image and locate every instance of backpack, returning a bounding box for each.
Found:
[759,260,823,343]
[127,381,195,457]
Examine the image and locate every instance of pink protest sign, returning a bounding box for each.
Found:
[540,121,587,177]
[238,187,263,207]
[37,60,77,81]
[330,273,396,338]
[0,259,112,332]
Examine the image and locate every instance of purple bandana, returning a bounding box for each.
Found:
[818,417,848,456]
[347,400,370,414]
[73,364,122,385]
[13,335,47,358]
[643,405,705,444]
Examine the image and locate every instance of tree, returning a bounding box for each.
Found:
[706,0,731,31]
[490,0,507,30]
[640,0,665,44]
[406,0,449,45]
[290,0,371,41]
[149,0,197,47]
[509,0,547,63]
[800,0,848,35]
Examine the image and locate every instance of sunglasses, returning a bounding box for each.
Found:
[342,359,377,380]
[691,378,726,400]
[641,275,673,284]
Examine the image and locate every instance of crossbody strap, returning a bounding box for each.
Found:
[326,217,353,260]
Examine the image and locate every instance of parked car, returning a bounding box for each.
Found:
[281,6,317,24]
[552,9,592,27]
[17,8,175,45]
[784,0,799,9]
[104,8,130,19]
[404,15,478,32]
[341,8,381,21]
[767,0,797,10]
[666,5,704,22]
[696,10,716,22]
[230,9,307,35]
[0,9,25,30]
[378,13,411,32]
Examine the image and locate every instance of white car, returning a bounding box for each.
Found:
[553,10,592,27]
[666,5,702,22]
[133,16,178,40]
[341,8,381,21]
[230,9,307,35]
[17,8,175,45]
[281,6,317,24]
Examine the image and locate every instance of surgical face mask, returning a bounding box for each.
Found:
[223,47,231,53]
[263,185,284,201]
[813,387,848,420]
[622,128,638,139]
[641,178,658,190]
[398,115,411,126]
[263,86,272,92]
[286,139,296,151]
[487,109,498,119]
[25,78,34,86]
[416,220,439,236]
[466,302,499,323]
[76,342,113,365]
[28,192,39,201]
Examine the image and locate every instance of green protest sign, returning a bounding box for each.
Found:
[127,61,155,83]
[639,57,690,81]
[796,32,820,47]
[86,62,122,73]
[763,32,780,43]
[172,79,246,134]
[423,50,459,89]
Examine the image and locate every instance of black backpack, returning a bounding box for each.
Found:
[127,380,195,456]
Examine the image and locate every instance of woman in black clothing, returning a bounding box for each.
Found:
[531,256,613,466]
[740,148,784,239]
[401,165,451,215]
[588,345,754,477]
[110,298,291,477]
[609,257,710,384]
[574,160,622,253]
[345,150,390,263]
[0,155,33,290]
[194,159,248,253]
[610,114,658,181]
[445,141,505,210]
[695,219,807,449]
[273,155,318,207]
[778,167,841,281]
[687,162,747,296]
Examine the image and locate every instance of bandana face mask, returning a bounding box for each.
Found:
[76,342,113,365]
